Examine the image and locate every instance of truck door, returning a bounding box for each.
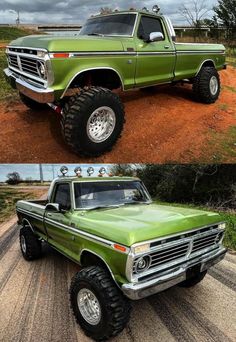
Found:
[135,15,176,87]
[44,182,72,252]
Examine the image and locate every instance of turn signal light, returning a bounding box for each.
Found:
[113,244,127,253]
[53,53,70,58]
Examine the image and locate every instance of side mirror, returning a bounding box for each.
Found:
[149,32,164,42]
[45,203,61,213]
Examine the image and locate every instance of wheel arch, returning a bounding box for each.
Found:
[61,67,124,98]
[196,59,216,76]
[79,249,121,289]
[22,218,35,234]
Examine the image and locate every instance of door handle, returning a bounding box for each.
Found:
[164,45,170,49]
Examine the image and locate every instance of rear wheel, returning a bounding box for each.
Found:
[19,93,47,110]
[19,226,42,261]
[179,270,207,288]
[193,66,220,104]
[61,87,125,157]
[70,266,131,341]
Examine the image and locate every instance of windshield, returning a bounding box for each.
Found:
[79,14,136,37]
[74,181,151,209]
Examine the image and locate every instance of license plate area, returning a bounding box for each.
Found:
[186,264,201,279]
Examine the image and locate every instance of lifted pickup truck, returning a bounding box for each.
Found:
[16,168,227,340]
[4,10,226,157]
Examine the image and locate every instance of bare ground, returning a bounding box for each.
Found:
[0,67,236,163]
[0,219,236,342]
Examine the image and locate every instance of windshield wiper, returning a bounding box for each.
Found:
[86,204,120,211]
[87,33,104,36]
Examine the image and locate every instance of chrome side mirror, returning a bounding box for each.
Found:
[149,32,164,42]
[45,203,61,212]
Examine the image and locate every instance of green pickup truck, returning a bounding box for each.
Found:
[16,168,227,340]
[4,10,226,157]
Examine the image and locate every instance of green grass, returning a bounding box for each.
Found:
[0,49,17,100]
[154,201,236,251]
[0,187,35,223]
[0,26,37,43]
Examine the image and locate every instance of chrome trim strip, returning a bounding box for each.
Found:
[17,207,44,221]
[176,51,225,55]
[44,217,129,253]
[22,218,36,233]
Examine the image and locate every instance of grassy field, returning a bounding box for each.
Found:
[155,201,236,251]
[0,26,37,44]
[0,187,35,223]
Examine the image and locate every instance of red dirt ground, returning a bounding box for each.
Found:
[0,67,236,163]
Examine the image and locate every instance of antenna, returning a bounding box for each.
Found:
[16,11,20,26]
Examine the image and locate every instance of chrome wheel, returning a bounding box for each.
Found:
[77,289,101,325]
[86,106,116,143]
[209,76,218,96]
[20,235,27,253]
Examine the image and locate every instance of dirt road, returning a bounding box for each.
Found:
[1,67,236,163]
[0,218,236,342]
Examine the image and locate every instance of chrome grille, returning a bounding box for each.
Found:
[132,225,223,278]
[191,231,218,254]
[7,52,47,85]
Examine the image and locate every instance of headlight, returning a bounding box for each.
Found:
[218,223,226,230]
[36,60,46,79]
[37,50,47,58]
[133,243,150,254]
[135,255,151,273]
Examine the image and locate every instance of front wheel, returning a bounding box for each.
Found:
[70,266,131,341]
[192,67,220,104]
[61,87,125,157]
[19,226,42,261]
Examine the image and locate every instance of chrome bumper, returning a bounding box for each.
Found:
[4,68,54,103]
[122,247,227,300]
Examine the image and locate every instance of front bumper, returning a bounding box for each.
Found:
[4,68,55,103]
[122,247,227,300]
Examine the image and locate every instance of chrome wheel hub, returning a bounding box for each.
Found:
[20,235,26,253]
[209,76,218,96]
[86,106,116,143]
[77,289,101,325]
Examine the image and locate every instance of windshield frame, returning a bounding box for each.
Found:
[79,12,139,38]
[72,179,152,210]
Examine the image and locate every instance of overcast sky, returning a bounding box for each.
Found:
[0,0,218,25]
[0,164,112,181]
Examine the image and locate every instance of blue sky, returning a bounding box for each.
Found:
[0,164,112,181]
[0,0,219,25]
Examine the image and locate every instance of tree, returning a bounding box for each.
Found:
[213,0,236,42]
[109,164,141,177]
[179,0,210,28]
[6,172,21,185]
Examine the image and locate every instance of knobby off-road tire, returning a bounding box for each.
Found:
[70,266,131,341]
[19,93,47,110]
[179,270,207,288]
[61,87,125,157]
[19,226,42,261]
[192,67,220,104]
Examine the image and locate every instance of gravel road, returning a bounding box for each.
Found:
[0,220,236,342]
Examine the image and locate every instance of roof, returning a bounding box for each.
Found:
[92,10,161,19]
[55,176,140,182]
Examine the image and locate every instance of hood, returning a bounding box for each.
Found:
[8,34,125,52]
[72,204,221,246]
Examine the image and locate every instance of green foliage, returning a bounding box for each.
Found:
[213,0,236,42]
[0,49,17,100]
[137,164,236,208]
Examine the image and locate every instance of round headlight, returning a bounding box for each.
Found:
[135,256,151,273]
[37,61,46,78]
